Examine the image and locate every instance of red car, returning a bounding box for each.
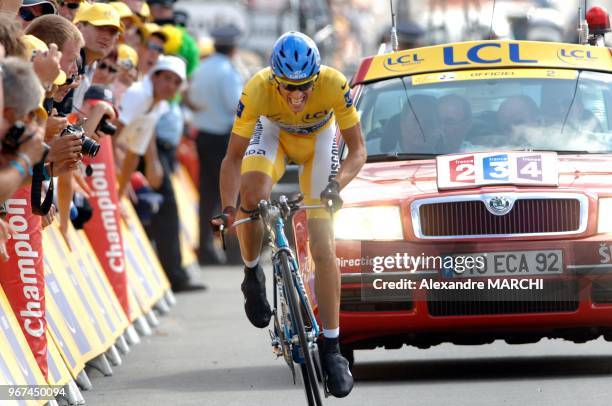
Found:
[293,37,612,365]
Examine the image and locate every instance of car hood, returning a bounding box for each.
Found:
[342,155,612,204]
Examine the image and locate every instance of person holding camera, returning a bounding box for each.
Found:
[0,57,47,202]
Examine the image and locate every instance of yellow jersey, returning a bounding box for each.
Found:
[232,66,360,138]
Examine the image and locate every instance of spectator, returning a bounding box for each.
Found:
[0,15,26,58]
[0,57,47,203]
[57,0,82,22]
[112,44,139,105]
[187,24,243,265]
[147,0,176,25]
[72,2,122,110]
[92,49,119,86]
[116,55,204,291]
[25,14,85,85]
[110,2,141,49]
[116,55,183,198]
[135,23,166,75]
[18,0,57,29]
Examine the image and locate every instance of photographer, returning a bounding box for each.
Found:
[25,14,86,109]
[0,57,47,203]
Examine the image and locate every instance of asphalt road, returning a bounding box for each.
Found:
[85,264,612,406]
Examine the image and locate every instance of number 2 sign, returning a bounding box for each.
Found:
[437,151,558,190]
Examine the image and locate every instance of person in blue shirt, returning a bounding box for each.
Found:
[187,24,244,266]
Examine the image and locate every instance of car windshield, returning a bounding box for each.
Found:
[358,69,612,158]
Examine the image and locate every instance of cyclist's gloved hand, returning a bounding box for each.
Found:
[320,180,343,212]
[211,206,236,234]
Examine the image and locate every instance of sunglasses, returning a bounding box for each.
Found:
[147,42,164,53]
[60,2,80,10]
[98,62,118,74]
[275,76,316,92]
[19,8,37,21]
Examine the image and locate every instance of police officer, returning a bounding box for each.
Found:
[188,24,243,266]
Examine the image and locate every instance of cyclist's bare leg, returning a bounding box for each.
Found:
[237,171,274,263]
[308,218,339,330]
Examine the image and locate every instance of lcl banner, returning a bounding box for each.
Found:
[0,185,47,378]
[82,136,129,319]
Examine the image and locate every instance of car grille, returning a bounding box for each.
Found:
[592,280,612,304]
[427,279,579,316]
[418,198,581,237]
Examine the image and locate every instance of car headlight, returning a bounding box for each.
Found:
[333,206,403,240]
[598,198,612,233]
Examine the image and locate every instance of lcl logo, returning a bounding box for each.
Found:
[443,43,538,65]
[558,49,598,62]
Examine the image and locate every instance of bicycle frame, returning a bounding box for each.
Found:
[263,202,321,358]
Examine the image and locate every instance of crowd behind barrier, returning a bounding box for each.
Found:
[0,0,219,402]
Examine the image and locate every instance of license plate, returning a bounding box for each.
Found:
[442,250,563,278]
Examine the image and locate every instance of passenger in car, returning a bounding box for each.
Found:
[496,95,541,136]
[379,94,441,153]
[437,94,474,153]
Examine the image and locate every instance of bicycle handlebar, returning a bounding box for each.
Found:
[218,194,333,250]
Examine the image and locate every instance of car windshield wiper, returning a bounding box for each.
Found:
[367,153,437,162]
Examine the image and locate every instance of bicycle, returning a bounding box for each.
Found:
[220,194,328,405]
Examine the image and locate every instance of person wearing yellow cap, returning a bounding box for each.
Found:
[72,2,122,110]
[26,14,85,83]
[20,35,65,89]
[111,44,138,105]
[110,2,141,48]
[135,22,166,75]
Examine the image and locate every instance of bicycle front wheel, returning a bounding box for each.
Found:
[278,251,323,406]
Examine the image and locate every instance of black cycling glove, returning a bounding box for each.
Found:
[320,179,343,212]
[211,206,236,233]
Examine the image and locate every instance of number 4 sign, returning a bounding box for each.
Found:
[437,151,558,190]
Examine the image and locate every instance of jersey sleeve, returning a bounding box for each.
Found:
[231,74,262,139]
[328,69,360,131]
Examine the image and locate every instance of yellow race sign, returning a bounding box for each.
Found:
[363,40,612,82]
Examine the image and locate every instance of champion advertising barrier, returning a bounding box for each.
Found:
[171,165,200,252]
[0,186,48,379]
[81,137,130,318]
[0,285,48,406]
[0,156,204,404]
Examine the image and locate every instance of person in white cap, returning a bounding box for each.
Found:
[116,55,185,198]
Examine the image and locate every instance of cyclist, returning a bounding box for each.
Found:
[212,31,366,398]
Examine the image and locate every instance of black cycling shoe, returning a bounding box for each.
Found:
[321,338,354,398]
[240,265,272,328]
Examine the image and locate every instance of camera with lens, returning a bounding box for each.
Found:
[61,124,100,157]
[1,122,26,154]
[96,114,117,136]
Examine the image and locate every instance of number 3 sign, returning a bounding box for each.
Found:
[437,151,558,190]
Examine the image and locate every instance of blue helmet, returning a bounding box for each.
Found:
[270,32,321,81]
